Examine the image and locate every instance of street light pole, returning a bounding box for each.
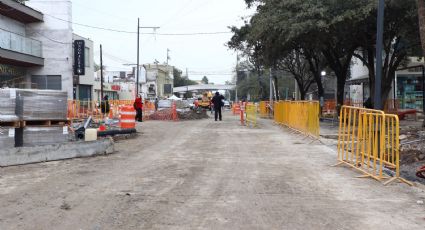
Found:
[375,0,385,110]
[269,68,273,104]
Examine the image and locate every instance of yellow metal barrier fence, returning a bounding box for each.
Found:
[259,101,270,118]
[274,101,320,138]
[336,106,412,186]
[245,104,257,127]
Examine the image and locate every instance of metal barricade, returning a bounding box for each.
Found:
[259,101,270,118]
[245,104,257,127]
[274,101,320,138]
[336,106,412,186]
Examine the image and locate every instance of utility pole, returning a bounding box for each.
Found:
[166,48,170,65]
[269,68,273,104]
[185,68,189,98]
[100,44,104,100]
[235,54,239,102]
[136,18,159,96]
[375,0,385,110]
[136,18,140,96]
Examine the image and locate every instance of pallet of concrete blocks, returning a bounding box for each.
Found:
[15,126,70,147]
[0,126,16,148]
[16,89,68,121]
[0,88,19,122]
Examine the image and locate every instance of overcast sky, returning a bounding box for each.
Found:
[70,0,253,84]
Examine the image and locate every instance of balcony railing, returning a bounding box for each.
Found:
[0,28,42,57]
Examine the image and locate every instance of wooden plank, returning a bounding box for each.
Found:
[20,120,70,127]
[0,121,20,128]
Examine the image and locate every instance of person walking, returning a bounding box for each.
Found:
[134,95,143,122]
[100,95,110,115]
[154,97,159,111]
[211,91,225,121]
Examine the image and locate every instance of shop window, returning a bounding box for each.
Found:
[31,75,62,90]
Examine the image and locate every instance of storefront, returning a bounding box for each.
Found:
[396,73,424,110]
[0,64,27,88]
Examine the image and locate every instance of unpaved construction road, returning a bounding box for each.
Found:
[1,112,425,229]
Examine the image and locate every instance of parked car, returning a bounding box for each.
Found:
[223,100,230,109]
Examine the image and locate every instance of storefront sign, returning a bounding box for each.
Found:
[74,40,85,75]
[111,85,121,91]
[0,64,26,77]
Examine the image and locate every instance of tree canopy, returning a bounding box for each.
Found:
[229,0,420,107]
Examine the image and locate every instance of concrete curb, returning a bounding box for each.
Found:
[0,138,114,167]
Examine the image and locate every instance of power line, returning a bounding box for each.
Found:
[44,13,231,36]
[141,31,231,36]
[45,14,136,34]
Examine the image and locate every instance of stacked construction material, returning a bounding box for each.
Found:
[20,126,69,147]
[0,89,18,148]
[0,89,19,122]
[16,89,69,147]
[0,127,15,148]
[17,89,67,120]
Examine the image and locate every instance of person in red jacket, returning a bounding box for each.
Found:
[134,95,143,122]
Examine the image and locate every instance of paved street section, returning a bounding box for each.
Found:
[0,112,424,229]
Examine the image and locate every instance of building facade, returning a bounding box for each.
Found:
[349,56,423,110]
[144,64,174,99]
[0,0,44,88]
[1,0,95,100]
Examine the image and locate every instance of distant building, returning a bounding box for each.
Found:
[144,64,174,99]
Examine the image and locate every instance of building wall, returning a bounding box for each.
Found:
[144,64,174,98]
[350,56,369,80]
[0,14,25,35]
[25,0,74,99]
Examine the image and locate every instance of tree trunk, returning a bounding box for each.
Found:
[336,76,346,113]
[273,75,280,101]
[418,0,425,54]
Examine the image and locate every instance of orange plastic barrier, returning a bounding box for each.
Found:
[120,106,136,129]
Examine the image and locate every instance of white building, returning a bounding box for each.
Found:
[0,0,95,100]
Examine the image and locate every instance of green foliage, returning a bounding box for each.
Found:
[201,76,209,84]
[229,0,420,106]
[173,68,197,87]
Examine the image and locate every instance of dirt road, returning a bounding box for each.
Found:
[1,111,425,229]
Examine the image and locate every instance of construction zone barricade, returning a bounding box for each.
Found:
[245,104,257,127]
[259,101,270,118]
[233,103,241,115]
[274,101,320,138]
[336,106,412,186]
[119,106,136,129]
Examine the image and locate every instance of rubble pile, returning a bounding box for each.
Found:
[147,109,209,121]
[399,125,425,182]
[147,109,174,120]
[178,110,209,120]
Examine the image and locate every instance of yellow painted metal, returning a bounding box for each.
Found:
[336,106,412,186]
[245,104,257,127]
[259,101,270,118]
[273,101,320,138]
